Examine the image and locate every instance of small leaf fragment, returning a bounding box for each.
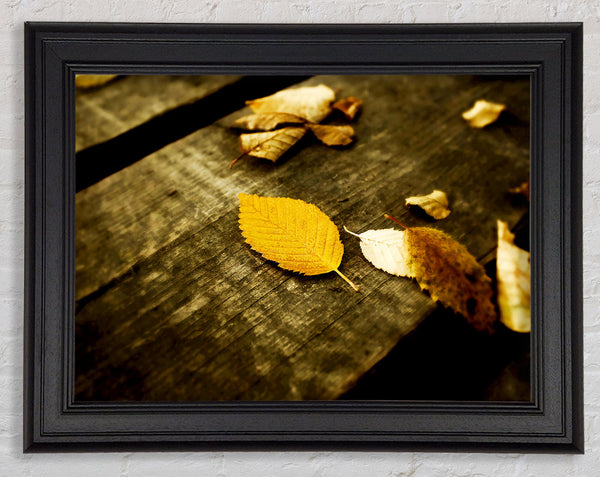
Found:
[75,74,118,89]
[496,220,530,333]
[462,99,506,128]
[246,84,336,123]
[239,193,358,291]
[231,113,306,131]
[509,180,530,201]
[405,190,451,220]
[234,127,307,166]
[307,124,355,146]
[332,96,363,120]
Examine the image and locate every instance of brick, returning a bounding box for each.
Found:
[1,2,600,476]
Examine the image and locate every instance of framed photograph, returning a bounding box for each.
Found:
[24,23,583,452]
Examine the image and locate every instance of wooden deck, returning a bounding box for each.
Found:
[75,75,241,151]
[74,74,530,401]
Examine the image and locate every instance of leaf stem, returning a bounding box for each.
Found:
[343,226,361,238]
[335,269,359,292]
[229,152,246,169]
[384,214,407,229]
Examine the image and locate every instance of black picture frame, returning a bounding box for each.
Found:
[24,22,583,452]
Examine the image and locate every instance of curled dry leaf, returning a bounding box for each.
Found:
[332,96,363,120]
[307,124,355,146]
[239,194,358,291]
[231,112,306,131]
[231,127,307,168]
[496,220,530,333]
[346,223,496,333]
[229,84,362,168]
[405,190,451,220]
[246,84,336,123]
[462,99,506,128]
[75,74,118,89]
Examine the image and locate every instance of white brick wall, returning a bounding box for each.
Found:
[1,1,597,475]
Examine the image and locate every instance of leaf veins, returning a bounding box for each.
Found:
[239,193,358,291]
[246,84,336,123]
[346,223,496,333]
[230,127,307,168]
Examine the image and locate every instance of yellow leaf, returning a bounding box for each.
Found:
[75,74,118,89]
[332,96,363,120]
[462,99,506,128]
[307,124,355,146]
[497,220,530,333]
[231,127,307,168]
[231,112,306,131]
[246,84,336,123]
[239,193,358,291]
[405,190,451,220]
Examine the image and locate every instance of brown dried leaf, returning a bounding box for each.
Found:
[231,127,307,167]
[332,96,363,120]
[246,84,336,123]
[75,74,118,89]
[231,113,306,131]
[497,220,530,333]
[405,190,451,220]
[462,99,506,128]
[405,227,496,333]
[307,124,355,146]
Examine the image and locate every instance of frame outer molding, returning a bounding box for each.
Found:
[24,23,583,452]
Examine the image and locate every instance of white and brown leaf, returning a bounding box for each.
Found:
[347,224,496,333]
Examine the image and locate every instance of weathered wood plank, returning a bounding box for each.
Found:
[75,75,529,401]
[75,75,241,151]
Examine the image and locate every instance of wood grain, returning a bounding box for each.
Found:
[75,75,530,401]
[75,75,240,151]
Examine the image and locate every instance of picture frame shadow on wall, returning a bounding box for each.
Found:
[24,22,583,452]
